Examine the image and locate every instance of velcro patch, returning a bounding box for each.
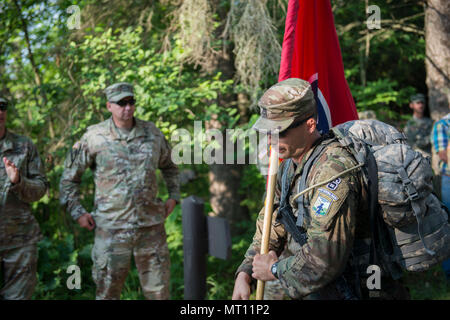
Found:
[312,188,339,217]
[327,178,341,191]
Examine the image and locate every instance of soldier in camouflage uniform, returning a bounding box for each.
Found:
[403,93,433,157]
[0,97,48,299]
[232,79,409,300]
[60,83,180,300]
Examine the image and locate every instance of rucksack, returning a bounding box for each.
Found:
[332,119,450,274]
[279,119,450,280]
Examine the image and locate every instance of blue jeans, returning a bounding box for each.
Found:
[441,175,450,279]
[442,175,450,209]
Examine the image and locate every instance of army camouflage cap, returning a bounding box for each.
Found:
[105,82,134,103]
[0,97,7,110]
[410,93,425,103]
[253,78,316,132]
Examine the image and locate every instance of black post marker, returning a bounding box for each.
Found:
[182,196,207,300]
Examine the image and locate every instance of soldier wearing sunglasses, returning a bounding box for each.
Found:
[0,97,48,299]
[232,79,410,300]
[60,83,180,300]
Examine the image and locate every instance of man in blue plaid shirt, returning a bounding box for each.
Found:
[431,108,450,280]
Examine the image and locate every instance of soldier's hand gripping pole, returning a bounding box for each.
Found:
[256,147,279,300]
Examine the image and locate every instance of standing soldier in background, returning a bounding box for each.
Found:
[404,93,434,157]
[60,83,180,300]
[0,97,48,299]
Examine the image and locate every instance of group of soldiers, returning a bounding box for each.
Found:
[0,79,448,300]
[1,83,179,300]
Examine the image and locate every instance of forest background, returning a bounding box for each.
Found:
[0,0,449,299]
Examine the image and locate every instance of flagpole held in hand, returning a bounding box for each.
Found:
[256,147,279,300]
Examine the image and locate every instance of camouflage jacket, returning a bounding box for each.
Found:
[0,130,48,250]
[404,117,433,155]
[236,137,370,299]
[60,117,180,230]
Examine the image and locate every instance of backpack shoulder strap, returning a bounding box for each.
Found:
[279,158,292,208]
[278,136,337,246]
[277,159,308,246]
[295,143,330,228]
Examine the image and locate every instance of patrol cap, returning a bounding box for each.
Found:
[410,93,425,103]
[104,82,134,103]
[0,97,7,110]
[253,78,316,132]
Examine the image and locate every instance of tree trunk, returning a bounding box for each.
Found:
[206,72,250,231]
[425,0,450,121]
[208,163,248,224]
[206,1,249,231]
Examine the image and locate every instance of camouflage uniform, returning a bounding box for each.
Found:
[236,78,409,300]
[60,83,179,300]
[0,129,48,299]
[404,117,434,156]
[404,94,433,156]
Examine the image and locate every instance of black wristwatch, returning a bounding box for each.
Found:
[271,262,279,279]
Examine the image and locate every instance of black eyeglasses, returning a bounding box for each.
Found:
[278,117,310,138]
[116,98,136,107]
[0,103,8,111]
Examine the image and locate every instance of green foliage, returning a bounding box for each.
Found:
[350,78,416,124]
[335,0,426,121]
[403,265,450,300]
[34,233,95,300]
[165,206,185,299]
[239,164,266,220]
[0,1,237,300]
[1,0,447,301]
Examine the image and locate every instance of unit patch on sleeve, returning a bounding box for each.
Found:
[312,188,339,216]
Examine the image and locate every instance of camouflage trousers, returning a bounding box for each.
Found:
[91,224,170,300]
[0,244,38,300]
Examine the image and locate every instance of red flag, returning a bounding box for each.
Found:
[279,0,358,133]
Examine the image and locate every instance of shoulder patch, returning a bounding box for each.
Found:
[312,188,338,216]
